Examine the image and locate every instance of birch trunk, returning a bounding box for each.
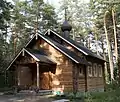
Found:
[104,11,114,81]
[95,33,98,55]
[102,39,109,83]
[112,9,118,62]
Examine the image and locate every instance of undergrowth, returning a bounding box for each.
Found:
[52,83,120,102]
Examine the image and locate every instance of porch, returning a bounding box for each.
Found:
[16,62,56,90]
[8,48,56,91]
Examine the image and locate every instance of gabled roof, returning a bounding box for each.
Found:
[37,33,89,65]
[45,29,104,61]
[7,48,56,70]
[7,32,89,70]
[26,48,56,64]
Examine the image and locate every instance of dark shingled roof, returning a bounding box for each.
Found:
[65,38,104,60]
[6,31,90,71]
[26,48,56,64]
[45,30,104,61]
[6,48,56,70]
[38,34,89,65]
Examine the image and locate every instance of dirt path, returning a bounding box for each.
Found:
[0,95,53,102]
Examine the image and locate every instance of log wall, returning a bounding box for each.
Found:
[78,77,85,91]
[78,65,86,92]
[33,39,74,91]
[48,33,105,92]
[23,37,105,92]
[86,57,104,92]
[60,39,104,92]
[62,40,104,92]
[87,77,104,91]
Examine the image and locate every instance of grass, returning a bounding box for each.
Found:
[51,84,120,102]
[1,83,120,101]
[84,89,120,102]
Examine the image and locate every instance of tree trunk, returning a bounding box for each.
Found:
[95,33,98,55]
[72,29,75,40]
[87,37,91,49]
[12,26,17,56]
[35,1,39,35]
[112,8,118,62]
[104,11,114,81]
[101,39,109,83]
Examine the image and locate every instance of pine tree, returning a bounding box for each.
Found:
[0,0,12,70]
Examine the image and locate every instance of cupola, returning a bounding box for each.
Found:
[61,8,72,38]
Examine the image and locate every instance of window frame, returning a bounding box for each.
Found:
[93,63,97,77]
[88,62,92,77]
[98,64,102,77]
[79,67,84,76]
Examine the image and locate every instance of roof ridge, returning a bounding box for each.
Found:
[45,29,104,61]
[6,31,89,70]
[37,33,79,63]
[37,33,89,65]
[46,29,88,55]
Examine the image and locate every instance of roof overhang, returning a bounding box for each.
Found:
[6,48,56,71]
[45,29,105,61]
[37,33,80,64]
[44,29,88,55]
[6,31,90,71]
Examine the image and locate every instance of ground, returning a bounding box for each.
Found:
[0,94,53,102]
[1,83,120,102]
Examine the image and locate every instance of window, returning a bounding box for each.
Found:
[93,63,97,77]
[88,62,92,77]
[98,65,102,77]
[79,67,83,76]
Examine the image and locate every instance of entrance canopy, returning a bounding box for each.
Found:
[6,48,56,71]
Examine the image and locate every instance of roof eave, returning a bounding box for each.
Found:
[45,29,88,55]
[38,33,80,64]
[46,29,106,62]
[6,48,40,71]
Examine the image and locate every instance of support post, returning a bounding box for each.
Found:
[84,65,88,92]
[72,63,78,95]
[36,62,39,88]
[13,65,17,86]
[102,64,106,91]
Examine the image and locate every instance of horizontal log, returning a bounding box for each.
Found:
[57,64,73,67]
[78,83,85,85]
[62,72,72,74]
[78,79,85,81]
[64,86,73,88]
[62,69,72,72]
[78,85,85,87]
[60,81,72,83]
[78,81,85,83]
[62,83,73,85]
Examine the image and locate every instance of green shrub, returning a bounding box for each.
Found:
[106,81,120,91]
[51,84,120,102]
[84,88,120,102]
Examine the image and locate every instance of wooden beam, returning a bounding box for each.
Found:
[84,65,88,92]
[14,65,18,86]
[22,50,25,56]
[36,34,38,40]
[102,64,106,91]
[36,62,39,88]
[72,63,78,94]
[39,62,52,66]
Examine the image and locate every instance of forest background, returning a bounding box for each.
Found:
[1,0,120,91]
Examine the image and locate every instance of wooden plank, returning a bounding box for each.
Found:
[87,76,104,91]
[36,62,39,88]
